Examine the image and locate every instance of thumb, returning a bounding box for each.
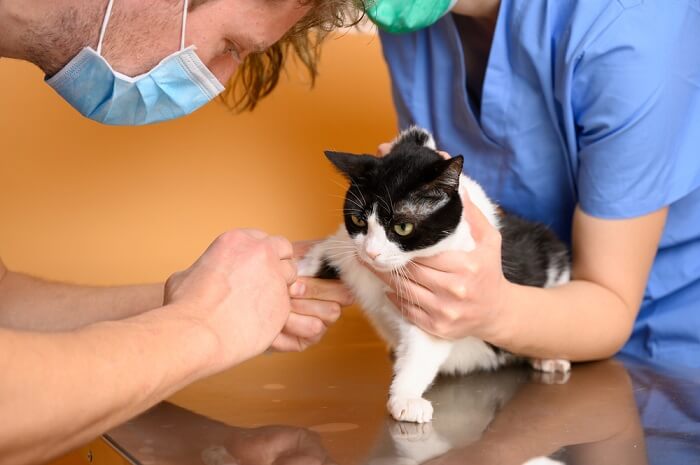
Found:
[461,188,499,245]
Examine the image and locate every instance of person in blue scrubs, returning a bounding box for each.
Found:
[374,0,700,367]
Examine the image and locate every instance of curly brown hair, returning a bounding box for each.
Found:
[217,0,366,111]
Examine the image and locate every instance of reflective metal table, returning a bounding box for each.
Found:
[104,308,700,465]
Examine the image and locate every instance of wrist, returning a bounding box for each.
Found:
[132,304,224,382]
[483,280,521,348]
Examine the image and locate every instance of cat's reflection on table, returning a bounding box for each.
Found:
[367,367,527,464]
[366,360,648,465]
[106,361,646,465]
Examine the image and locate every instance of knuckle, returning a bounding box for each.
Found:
[450,282,469,299]
[219,229,243,245]
[466,262,480,274]
[443,305,461,323]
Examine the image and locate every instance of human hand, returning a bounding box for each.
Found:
[270,241,354,352]
[223,424,333,465]
[164,229,296,370]
[109,402,335,465]
[376,141,452,159]
[374,186,513,341]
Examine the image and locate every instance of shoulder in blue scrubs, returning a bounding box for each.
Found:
[379,0,700,367]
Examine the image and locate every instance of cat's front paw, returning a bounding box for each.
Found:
[388,396,433,423]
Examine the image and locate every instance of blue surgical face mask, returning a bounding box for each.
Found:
[46,0,225,126]
[367,0,458,34]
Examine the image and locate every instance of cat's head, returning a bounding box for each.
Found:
[325,127,464,272]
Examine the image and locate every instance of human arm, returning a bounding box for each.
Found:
[0,258,162,331]
[108,402,332,465]
[0,242,348,347]
[0,229,296,465]
[380,197,666,361]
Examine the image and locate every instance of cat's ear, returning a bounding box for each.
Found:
[424,156,464,194]
[324,151,376,181]
[391,126,437,151]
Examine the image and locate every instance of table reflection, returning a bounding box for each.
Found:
[107,359,664,465]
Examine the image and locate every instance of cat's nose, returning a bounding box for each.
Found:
[366,249,382,260]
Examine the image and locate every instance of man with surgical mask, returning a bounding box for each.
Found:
[0,0,358,463]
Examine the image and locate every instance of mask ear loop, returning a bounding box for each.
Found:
[180,0,189,51]
[96,0,116,56]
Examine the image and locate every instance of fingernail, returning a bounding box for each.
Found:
[290,281,305,297]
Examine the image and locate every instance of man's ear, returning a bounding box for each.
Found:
[422,155,464,194]
[324,151,377,181]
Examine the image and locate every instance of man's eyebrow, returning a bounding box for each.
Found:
[250,40,268,53]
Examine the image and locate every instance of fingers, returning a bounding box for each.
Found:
[388,275,440,312]
[267,235,294,260]
[461,191,500,246]
[282,312,328,340]
[376,142,392,157]
[271,333,313,352]
[402,261,451,292]
[386,292,434,334]
[290,277,354,306]
[281,259,298,285]
[412,250,475,273]
[291,298,342,326]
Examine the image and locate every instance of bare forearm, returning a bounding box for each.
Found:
[0,270,163,331]
[0,305,217,465]
[491,280,634,361]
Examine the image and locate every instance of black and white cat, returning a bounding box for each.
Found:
[299,127,571,423]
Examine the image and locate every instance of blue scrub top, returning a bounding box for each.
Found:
[379,0,700,367]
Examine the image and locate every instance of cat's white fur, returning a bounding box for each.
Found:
[299,128,570,423]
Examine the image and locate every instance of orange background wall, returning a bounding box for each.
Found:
[0,33,396,286]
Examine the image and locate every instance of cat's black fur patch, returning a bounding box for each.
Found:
[499,212,570,287]
[324,127,570,287]
[325,139,465,252]
[316,258,341,280]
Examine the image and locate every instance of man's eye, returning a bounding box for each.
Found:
[350,215,366,227]
[225,41,243,61]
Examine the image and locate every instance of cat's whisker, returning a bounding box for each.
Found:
[398,265,420,313]
[377,196,392,215]
[346,175,367,205]
[384,184,395,212]
[391,268,409,321]
[347,189,366,211]
[327,192,365,211]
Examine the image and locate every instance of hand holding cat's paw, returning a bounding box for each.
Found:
[271,276,353,352]
[388,396,434,423]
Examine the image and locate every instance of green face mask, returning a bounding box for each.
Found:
[367,0,458,34]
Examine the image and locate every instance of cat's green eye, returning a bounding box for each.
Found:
[394,223,415,236]
[350,215,367,227]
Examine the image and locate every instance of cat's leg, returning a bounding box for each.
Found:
[388,324,452,423]
[296,242,326,277]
